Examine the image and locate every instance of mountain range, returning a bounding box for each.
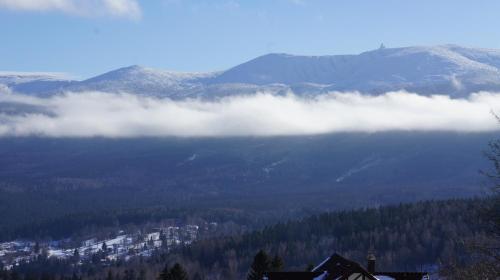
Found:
[3,44,500,98]
[0,44,498,239]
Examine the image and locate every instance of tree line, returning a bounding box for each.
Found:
[1,197,492,280]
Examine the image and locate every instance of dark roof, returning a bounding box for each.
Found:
[266,272,323,280]
[266,253,377,280]
[375,272,429,280]
[265,253,429,280]
[311,253,378,280]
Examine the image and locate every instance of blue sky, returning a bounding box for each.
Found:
[1,0,500,78]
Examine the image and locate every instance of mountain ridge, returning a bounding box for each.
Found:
[3,44,500,98]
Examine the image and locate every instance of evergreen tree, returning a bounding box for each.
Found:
[440,133,500,278]
[468,135,500,274]
[106,270,114,280]
[124,269,136,280]
[169,263,188,280]
[72,248,80,262]
[138,268,147,280]
[34,242,40,254]
[158,264,170,280]
[160,230,167,242]
[11,270,20,280]
[25,272,37,280]
[40,272,52,280]
[485,135,500,252]
[102,242,108,252]
[0,269,7,280]
[247,250,270,280]
[270,255,284,271]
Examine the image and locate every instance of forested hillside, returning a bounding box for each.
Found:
[0,133,490,239]
[1,198,486,280]
[166,199,482,278]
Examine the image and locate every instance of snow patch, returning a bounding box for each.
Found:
[336,156,382,183]
[375,276,396,280]
[178,153,198,166]
[312,256,330,272]
[313,271,328,280]
[262,158,287,174]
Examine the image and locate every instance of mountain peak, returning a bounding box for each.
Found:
[209,44,500,94]
[120,64,146,71]
[5,44,500,98]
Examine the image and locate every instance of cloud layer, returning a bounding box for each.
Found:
[0,91,499,137]
[0,0,141,19]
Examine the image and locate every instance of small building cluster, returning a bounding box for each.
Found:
[0,224,201,270]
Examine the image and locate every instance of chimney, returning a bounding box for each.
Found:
[367,252,376,274]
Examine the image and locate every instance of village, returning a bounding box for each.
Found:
[0,223,208,271]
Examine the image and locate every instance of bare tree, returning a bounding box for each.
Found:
[443,117,500,279]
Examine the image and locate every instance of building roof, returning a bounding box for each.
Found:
[265,253,429,280]
[266,272,324,280]
[311,253,378,280]
[374,272,429,280]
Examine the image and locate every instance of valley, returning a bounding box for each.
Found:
[0,132,492,242]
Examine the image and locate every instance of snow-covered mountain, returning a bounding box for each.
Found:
[211,44,500,95]
[3,44,500,98]
[0,71,69,85]
[66,65,216,97]
[0,71,75,97]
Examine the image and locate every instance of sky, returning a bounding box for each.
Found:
[2,0,500,78]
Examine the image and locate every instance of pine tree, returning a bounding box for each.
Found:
[10,270,20,280]
[34,241,40,254]
[138,268,147,280]
[169,263,188,280]
[124,269,136,280]
[158,264,170,280]
[40,272,52,280]
[106,270,114,280]
[485,136,500,248]
[270,255,284,271]
[0,265,6,280]
[247,250,270,280]
[73,248,80,262]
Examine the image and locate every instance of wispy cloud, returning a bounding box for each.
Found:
[0,90,499,137]
[0,0,141,19]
